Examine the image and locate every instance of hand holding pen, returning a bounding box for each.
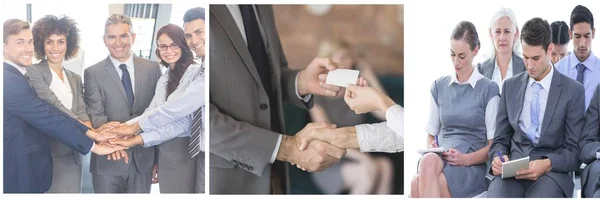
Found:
[492,151,510,176]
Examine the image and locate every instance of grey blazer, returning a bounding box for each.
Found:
[27,60,89,164]
[579,84,600,197]
[209,5,311,194]
[477,53,526,80]
[84,56,162,176]
[489,68,584,195]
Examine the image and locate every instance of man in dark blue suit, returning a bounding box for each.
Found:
[3,19,125,193]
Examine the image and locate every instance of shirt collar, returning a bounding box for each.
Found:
[569,51,597,72]
[494,56,514,72]
[4,60,27,75]
[527,63,554,91]
[109,53,134,70]
[449,67,483,88]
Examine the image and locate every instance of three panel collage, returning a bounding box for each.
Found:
[3,1,600,198]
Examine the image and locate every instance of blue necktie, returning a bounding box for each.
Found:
[527,82,542,144]
[576,63,586,84]
[119,64,134,109]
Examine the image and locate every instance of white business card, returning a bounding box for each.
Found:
[325,69,360,87]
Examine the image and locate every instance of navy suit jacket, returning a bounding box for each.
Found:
[3,62,93,193]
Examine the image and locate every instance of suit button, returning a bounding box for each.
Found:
[259,103,268,110]
[130,113,133,116]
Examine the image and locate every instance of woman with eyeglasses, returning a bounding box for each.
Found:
[104,23,203,193]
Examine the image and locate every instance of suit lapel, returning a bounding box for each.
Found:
[132,56,145,110]
[63,70,79,112]
[102,56,129,104]
[514,73,528,124]
[256,5,281,97]
[483,59,494,79]
[512,53,525,75]
[539,68,562,142]
[211,5,265,90]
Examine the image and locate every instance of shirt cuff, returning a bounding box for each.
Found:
[596,151,600,160]
[140,131,160,147]
[295,72,312,102]
[270,134,283,163]
[89,142,95,154]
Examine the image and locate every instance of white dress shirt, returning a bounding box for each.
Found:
[109,54,136,93]
[48,68,73,110]
[492,58,514,92]
[225,5,311,163]
[356,105,404,152]
[518,65,554,145]
[426,69,499,139]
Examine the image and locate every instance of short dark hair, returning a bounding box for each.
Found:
[570,5,594,30]
[3,19,30,44]
[551,21,570,45]
[521,18,552,52]
[32,15,81,61]
[450,21,480,51]
[183,7,205,23]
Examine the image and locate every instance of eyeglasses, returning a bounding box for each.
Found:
[157,43,180,51]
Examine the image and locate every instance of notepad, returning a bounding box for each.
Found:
[325,69,360,87]
[417,147,446,155]
[502,156,530,178]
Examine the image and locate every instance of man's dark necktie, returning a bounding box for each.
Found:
[576,63,586,84]
[239,5,285,194]
[119,64,134,109]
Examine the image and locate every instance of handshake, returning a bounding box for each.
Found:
[276,122,357,172]
[86,121,144,163]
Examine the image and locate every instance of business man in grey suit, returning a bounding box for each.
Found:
[579,84,600,197]
[210,5,346,194]
[487,18,584,198]
[84,14,162,193]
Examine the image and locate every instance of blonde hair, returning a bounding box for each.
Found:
[3,19,30,44]
[317,39,352,58]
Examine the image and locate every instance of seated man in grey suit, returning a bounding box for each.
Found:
[488,17,585,198]
[210,5,346,194]
[579,84,600,197]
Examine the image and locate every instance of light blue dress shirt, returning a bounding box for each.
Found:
[556,52,600,109]
[127,61,203,148]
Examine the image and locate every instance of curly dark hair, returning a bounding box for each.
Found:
[154,24,195,99]
[31,15,80,61]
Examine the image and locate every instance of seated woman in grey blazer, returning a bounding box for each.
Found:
[107,24,203,193]
[27,15,94,193]
[477,7,526,91]
[410,21,499,198]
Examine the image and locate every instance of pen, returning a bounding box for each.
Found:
[435,135,439,147]
[497,151,505,162]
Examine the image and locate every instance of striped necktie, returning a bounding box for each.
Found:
[188,107,202,158]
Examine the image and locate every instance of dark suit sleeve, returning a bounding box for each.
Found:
[209,103,280,177]
[26,65,79,119]
[75,74,90,122]
[544,83,584,172]
[579,85,600,164]
[489,79,512,166]
[84,68,108,128]
[4,73,93,154]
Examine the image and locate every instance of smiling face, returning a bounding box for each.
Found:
[184,18,205,58]
[450,39,478,74]
[157,34,182,67]
[491,17,518,55]
[522,42,553,81]
[3,28,34,67]
[104,23,136,62]
[571,22,595,61]
[44,34,67,65]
